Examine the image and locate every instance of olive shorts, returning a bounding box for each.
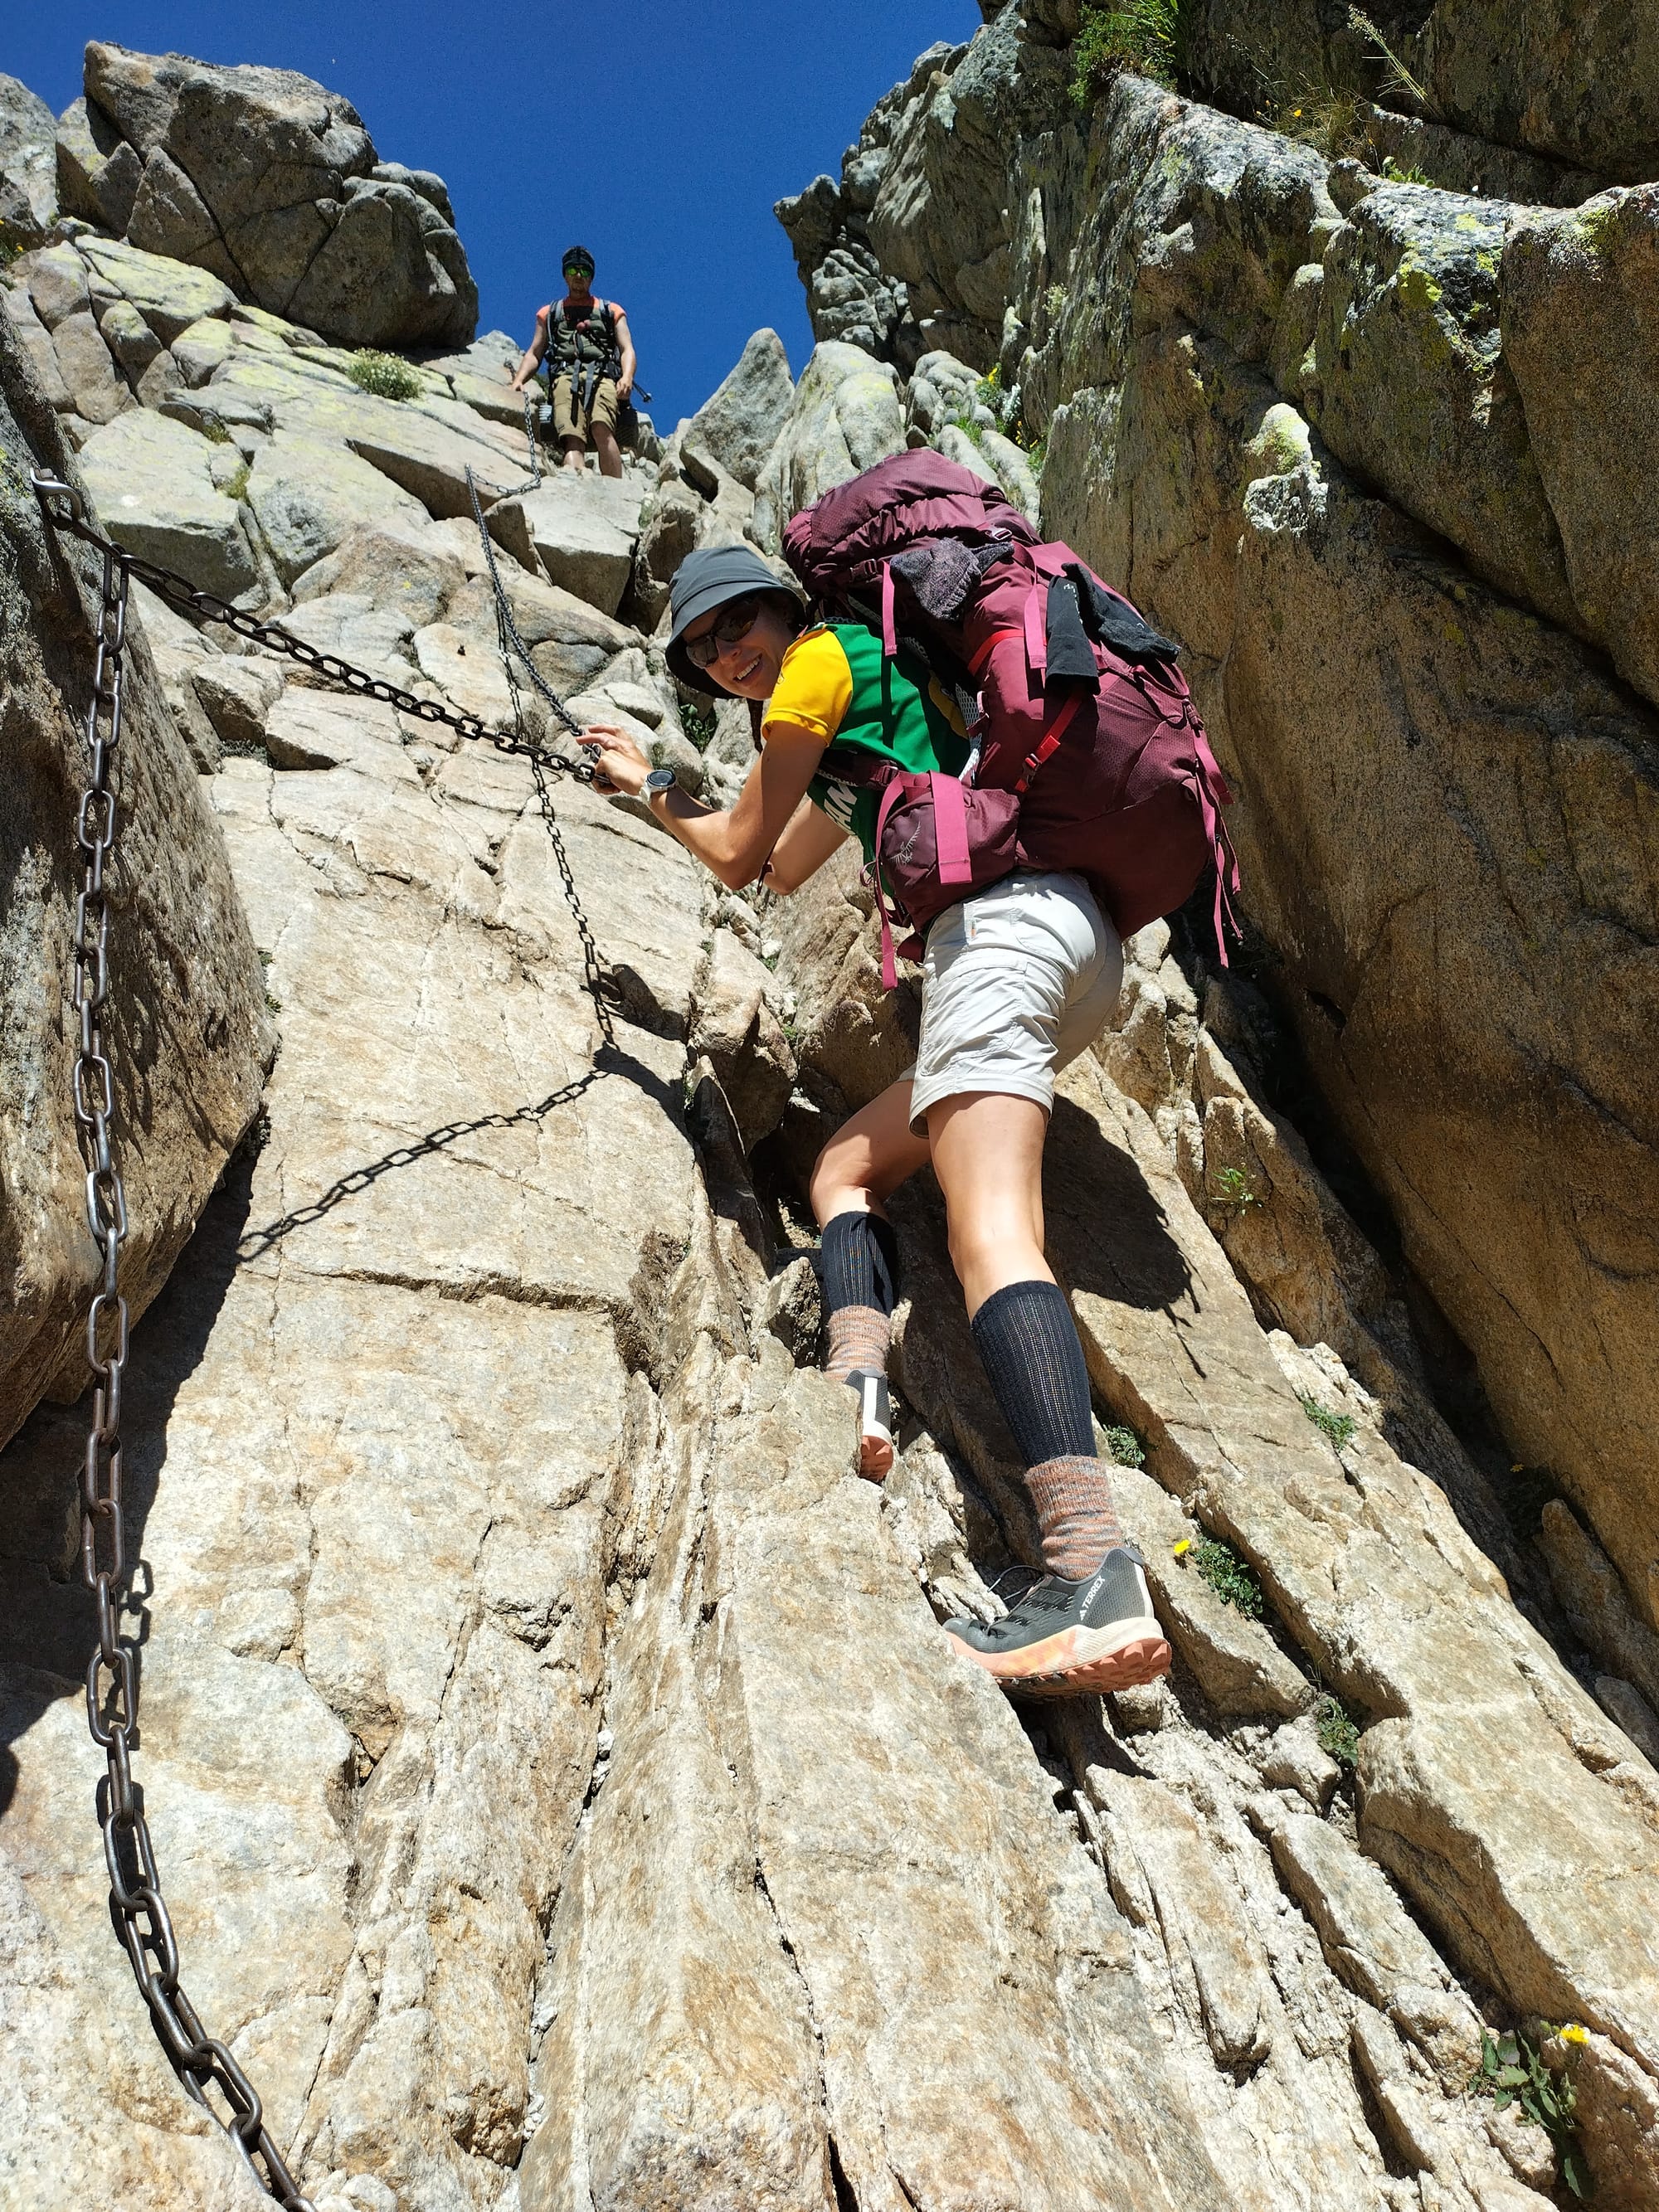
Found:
[907,870,1124,1135]
[552,372,621,443]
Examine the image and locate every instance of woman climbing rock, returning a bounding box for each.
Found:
[581,542,1171,1701]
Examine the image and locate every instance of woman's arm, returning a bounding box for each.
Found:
[583,720,828,891]
[762,799,849,893]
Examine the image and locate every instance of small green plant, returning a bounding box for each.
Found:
[1070,0,1190,105]
[680,698,718,752]
[220,459,251,503]
[200,417,232,445]
[1213,1164,1263,1213]
[1313,1693,1360,1767]
[1469,2027,1590,2200]
[1382,155,1433,185]
[1298,1394,1357,1451]
[1025,434,1048,478]
[347,348,424,402]
[1044,284,1068,320]
[1102,1423,1146,1468]
[1190,1536,1265,1618]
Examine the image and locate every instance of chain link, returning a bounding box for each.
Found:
[31,411,625,2205]
[32,472,318,2212]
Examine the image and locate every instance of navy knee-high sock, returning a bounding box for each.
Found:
[820,1211,900,1379]
[971,1278,1126,1577]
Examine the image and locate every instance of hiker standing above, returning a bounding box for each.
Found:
[580,541,1176,1703]
[509,245,635,479]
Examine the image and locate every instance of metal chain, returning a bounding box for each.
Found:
[31,468,622,1038]
[31,473,317,2212]
[30,418,627,2205]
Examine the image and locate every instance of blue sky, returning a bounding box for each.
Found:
[7,2,982,425]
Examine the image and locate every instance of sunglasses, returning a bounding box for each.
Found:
[684,595,764,670]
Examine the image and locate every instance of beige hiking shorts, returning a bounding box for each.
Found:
[907,870,1124,1135]
[552,372,620,443]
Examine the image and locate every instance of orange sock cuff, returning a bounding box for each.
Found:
[1024,1455,1126,1580]
[825,1304,890,1382]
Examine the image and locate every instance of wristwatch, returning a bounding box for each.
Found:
[643,767,677,798]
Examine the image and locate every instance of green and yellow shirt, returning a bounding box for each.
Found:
[761,621,968,870]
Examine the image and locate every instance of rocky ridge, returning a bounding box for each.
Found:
[2,17,1657,2212]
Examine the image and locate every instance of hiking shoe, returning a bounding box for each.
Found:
[844,1369,893,1482]
[943,1547,1170,1699]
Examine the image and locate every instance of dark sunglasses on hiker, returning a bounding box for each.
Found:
[684,595,764,669]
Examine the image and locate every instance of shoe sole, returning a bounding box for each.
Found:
[947,1621,1172,1701]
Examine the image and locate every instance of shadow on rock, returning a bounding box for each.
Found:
[0,1153,255,1818]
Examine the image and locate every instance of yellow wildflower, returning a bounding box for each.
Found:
[1560,2025,1588,2045]
[1173,1539,1192,1556]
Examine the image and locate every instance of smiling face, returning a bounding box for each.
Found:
[683,595,800,699]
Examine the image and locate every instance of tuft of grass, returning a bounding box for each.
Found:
[1382,154,1433,185]
[1272,85,1370,160]
[199,417,232,445]
[347,348,424,402]
[1313,1692,1360,1767]
[1070,0,1190,105]
[1044,283,1069,320]
[1348,7,1439,121]
[1469,2028,1591,2199]
[1299,1393,1357,1451]
[1026,434,1048,478]
[1102,1423,1146,1468]
[220,459,251,503]
[1189,1536,1265,1618]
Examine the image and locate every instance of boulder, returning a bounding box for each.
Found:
[682,328,795,489]
[54,95,141,235]
[0,312,268,1450]
[0,73,56,247]
[61,44,477,350]
[485,474,643,617]
[1308,182,1579,633]
[1414,0,1659,184]
[1503,188,1659,712]
[686,931,796,1152]
[751,341,907,552]
[246,427,430,586]
[75,407,260,600]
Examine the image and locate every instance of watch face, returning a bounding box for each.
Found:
[645,767,675,792]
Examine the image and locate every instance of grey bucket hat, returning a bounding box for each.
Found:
[665,544,805,695]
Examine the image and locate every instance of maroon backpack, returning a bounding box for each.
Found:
[781,451,1238,984]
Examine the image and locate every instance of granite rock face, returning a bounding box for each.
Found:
[0,313,269,1453]
[0,72,57,247]
[55,43,477,349]
[4,21,1659,2210]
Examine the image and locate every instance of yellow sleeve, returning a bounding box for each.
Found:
[761,627,854,744]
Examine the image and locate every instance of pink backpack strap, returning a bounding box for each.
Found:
[1188,720,1241,965]
[1023,577,1047,689]
[880,561,898,657]
[871,775,907,989]
[930,771,972,887]
[1014,689,1084,794]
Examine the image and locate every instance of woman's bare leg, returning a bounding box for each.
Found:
[809,1077,932,1226]
[925,1091,1050,1317]
[927,1087,1169,1694]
